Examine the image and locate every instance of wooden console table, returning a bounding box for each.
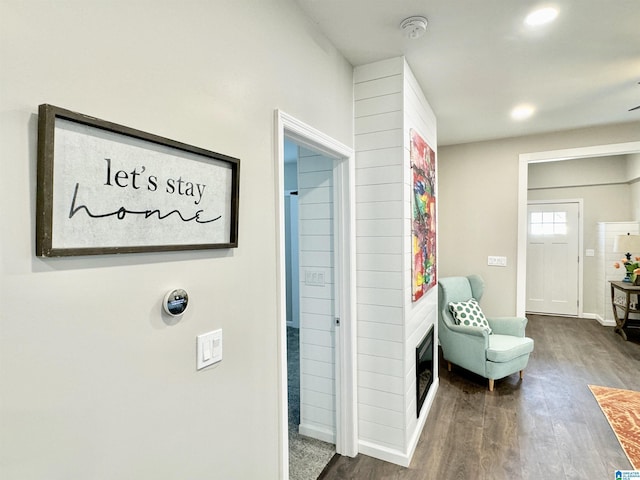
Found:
[609,280,640,340]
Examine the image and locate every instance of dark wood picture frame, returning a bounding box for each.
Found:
[36,104,240,257]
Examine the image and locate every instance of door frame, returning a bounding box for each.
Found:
[284,190,299,328]
[275,110,357,480]
[526,199,583,316]
[516,141,640,317]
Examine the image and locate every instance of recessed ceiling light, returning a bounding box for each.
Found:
[524,7,558,27]
[511,104,536,120]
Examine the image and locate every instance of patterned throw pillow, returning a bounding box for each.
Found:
[448,298,492,334]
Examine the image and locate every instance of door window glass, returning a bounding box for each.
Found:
[530,210,567,235]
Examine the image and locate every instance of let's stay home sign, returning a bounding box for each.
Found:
[49,117,235,251]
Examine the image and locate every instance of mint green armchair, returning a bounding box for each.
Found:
[438,275,534,391]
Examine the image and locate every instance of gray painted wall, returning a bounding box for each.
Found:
[0,2,353,478]
[439,121,640,317]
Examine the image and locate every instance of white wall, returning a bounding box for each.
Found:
[528,155,628,188]
[0,2,353,478]
[297,147,336,442]
[628,153,640,221]
[439,121,640,317]
[626,152,640,181]
[353,57,437,466]
[354,57,406,458]
[401,61,438,458]
[633,181,640,222]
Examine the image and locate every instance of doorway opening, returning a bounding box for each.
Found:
[285,138,336,479]
[275,111,357,480]
[516,141,640,317]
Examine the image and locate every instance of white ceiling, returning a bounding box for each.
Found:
[295,0,640,146]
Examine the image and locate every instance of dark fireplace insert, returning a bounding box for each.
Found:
[416,325,434,418]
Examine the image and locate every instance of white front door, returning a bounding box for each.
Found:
[526,202,580,315]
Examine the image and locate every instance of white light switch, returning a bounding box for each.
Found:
[305,270,325,286]
[211,329,223,364]
[197,329,222,370]
[488,256,507,267]
[202,341,212,361]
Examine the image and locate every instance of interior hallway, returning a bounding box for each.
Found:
[319,315,640,480]
[288,326,336,480]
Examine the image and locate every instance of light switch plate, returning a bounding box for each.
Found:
[197,329,222,370]
[305,270,325,286]
[488,256,507,267]
[210,329,222,364]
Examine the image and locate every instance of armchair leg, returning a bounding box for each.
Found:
[520,370,524,380]
[488,379,494,391]
[447,361,452,372]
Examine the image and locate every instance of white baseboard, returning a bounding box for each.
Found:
[593,314,616,327]
[357,378,440,468]
[406,377,439,463]
[358,439,411,467]
[298,423,335,444]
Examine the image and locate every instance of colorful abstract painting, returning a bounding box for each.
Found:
[410,129,437,302]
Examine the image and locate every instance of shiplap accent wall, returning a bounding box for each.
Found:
[401,62,439,459]
[297,147,337,443]
[354,57,438,466]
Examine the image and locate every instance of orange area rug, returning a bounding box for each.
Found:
[589,385,640,470]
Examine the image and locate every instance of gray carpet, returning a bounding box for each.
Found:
[287,327,336,480]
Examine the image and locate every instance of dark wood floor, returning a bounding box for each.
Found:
[320,315,640,480]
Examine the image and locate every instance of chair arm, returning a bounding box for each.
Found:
[486,316,528,337]
[440,325,489,377]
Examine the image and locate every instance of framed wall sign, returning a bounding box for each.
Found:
[36,104,240,257]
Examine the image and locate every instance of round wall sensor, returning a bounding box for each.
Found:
[163,289,189,316]
[400,16,428,39]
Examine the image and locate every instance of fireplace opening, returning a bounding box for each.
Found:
[416,325,434,418]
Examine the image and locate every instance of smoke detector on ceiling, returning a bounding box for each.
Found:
[400,16,428,39]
